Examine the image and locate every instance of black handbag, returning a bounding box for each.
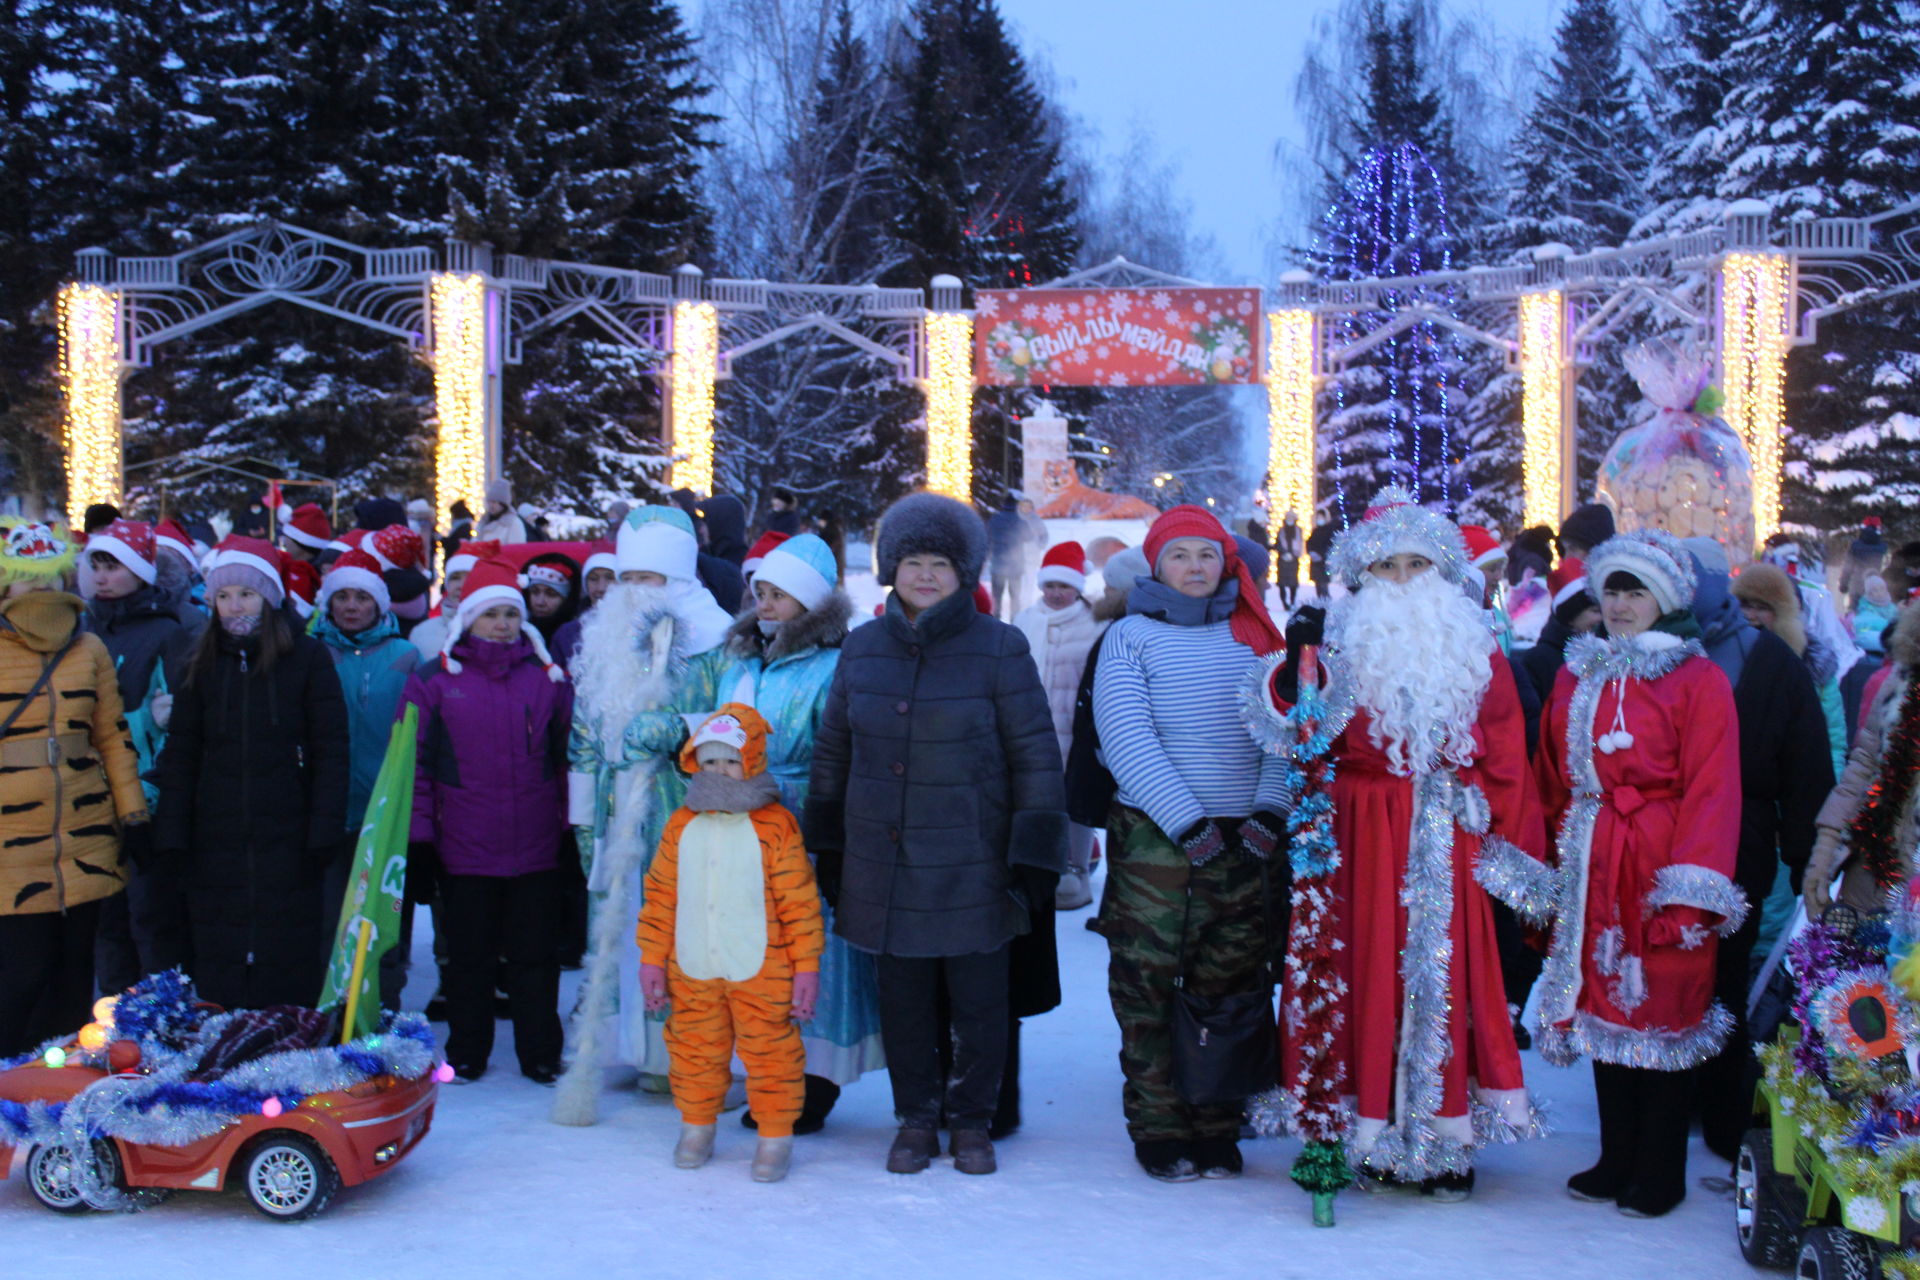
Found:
[1169,856,1279,1108]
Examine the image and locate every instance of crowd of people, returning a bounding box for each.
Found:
[0,475,1912,1212]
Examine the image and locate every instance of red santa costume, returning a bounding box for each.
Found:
[1248,487,1546,1184]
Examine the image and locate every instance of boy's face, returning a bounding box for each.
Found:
[696,741,745,780]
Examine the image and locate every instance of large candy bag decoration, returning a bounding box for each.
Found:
[1596,342,1755,563]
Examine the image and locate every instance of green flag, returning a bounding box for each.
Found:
[320,706,418,1037]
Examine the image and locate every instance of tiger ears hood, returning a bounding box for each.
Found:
[677,702,772,777]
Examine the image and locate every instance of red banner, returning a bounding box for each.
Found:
[973,287,1262,387]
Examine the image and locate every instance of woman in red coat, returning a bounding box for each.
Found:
[1492,529,1744,1219]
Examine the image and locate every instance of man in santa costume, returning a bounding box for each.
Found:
[1248,486,1545,1201]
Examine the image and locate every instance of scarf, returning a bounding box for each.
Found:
[1126,575,1239,627]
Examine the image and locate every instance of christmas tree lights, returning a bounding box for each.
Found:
[429,273,489,530]
[925,311,974,499]
[1266,309,1317,573]
[58,284,122,527]
[669,301,719,493]
[1720,252,1789,548]
[1519,290,1566,530]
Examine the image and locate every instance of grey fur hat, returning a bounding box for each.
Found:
[874,491,988,587]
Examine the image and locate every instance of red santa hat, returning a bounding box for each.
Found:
[282,556,320,619]
[1459,525,1506,574]
[202,536,287,607]
[1036,541,1089,592]
[442,557,565,682]
[1143,505,1284,656]
[525,558,575,592]
[368,523,424,573]
[155,518,199,570]
[444,538,501,578]
[742,530,791,582]
[972,583,995,614]
[1548,556,1589,610]
[318,548,391,616]
[280,502,333,551]
[581,541,617,579]
[85,518,158,585]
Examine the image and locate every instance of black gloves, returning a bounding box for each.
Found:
[1179,819,1228,867]
[1237,812,1285,861]
[120,822,155,872]
[1017,864,1060,912]
[1274,604,1328,705]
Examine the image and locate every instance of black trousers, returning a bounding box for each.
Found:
[96,863,194,993]
[1592,1062,1692,1206]
[0,899,105,1056]
[440,869,562,1074]
[1695,861,1772,1161]
[876,947,1010,1131]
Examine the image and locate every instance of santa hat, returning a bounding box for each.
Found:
[368,523,424,573]
[444,538,501,578]
[318,549,391,616]
[742,530,791,581]
[753,533,837,612]
[1548,556,1590,611]
[85,518,158,585]
[616,506,699,581]
[280,502,333,551]
[1037,541,1089,592]
[581,541,616,579]
[972,583,995,614]
[525,557,576,593]
[1587,529,1697,617]
[442,557,565,682]
[155,518,199,570]
[1459,525,1506,574]
[1327,486,1471,589]
[202,536,287,607]
[283,556,320,619]
[1143,505,1284,656]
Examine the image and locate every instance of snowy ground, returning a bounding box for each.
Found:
[3,876,1748,1279]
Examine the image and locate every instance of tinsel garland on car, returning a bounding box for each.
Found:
[1849,676,1920,891]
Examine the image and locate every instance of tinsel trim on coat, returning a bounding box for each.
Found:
[1475,834,1561,928]
[1535,1002,1735,1071]
[1645,862,1749,936]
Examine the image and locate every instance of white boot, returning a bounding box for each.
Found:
[751,1136,793,1183]
[1055,868,1093,911]
[673,1123,716,1169]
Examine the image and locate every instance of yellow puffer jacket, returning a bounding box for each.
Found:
[0,618,145,915]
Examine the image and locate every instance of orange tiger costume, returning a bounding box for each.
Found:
[638,705,824,1139]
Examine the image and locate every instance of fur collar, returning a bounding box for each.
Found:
[722,590,851,664]
[1566,630,1703,683]
[683,769,781,814]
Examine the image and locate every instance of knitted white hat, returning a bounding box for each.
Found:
[1586,529,1697,617]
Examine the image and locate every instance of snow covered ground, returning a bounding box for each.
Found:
[3,880,1747,1279]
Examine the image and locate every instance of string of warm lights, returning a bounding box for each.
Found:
[1720,252,1788,548]
[429,273,488,530]
[669,300,719,493]
[1519,290,1565,532]
[924,311,974,499]
[1265,309,1316,579]
[58,283,122,527]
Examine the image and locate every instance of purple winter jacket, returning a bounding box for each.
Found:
[401,634,574,877]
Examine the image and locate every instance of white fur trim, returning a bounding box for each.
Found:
[617,520,698,581]
[752,546,833,612]
[204,548,281,594]
[582,552,616,578]
[1036,564,1087,591]
[85,533,157,584]
[281,523,330,550]
[1552,576,1590,609]
[318,564,389,615]
[446,551,480,576]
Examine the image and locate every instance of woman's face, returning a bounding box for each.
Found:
[1605,585,1662,637]
[895,554,959,616]
[470,603,521,642]
[1368,553,1433,584]
[443,569,469,611]
[1740,599,1777,630]
[214,584,266,619]
[329,587,379,634]
[89,553,141,600]
[584,567,615,603]
[754,579,805,623]
[1157,538,1223,599]
[1040,582,1080,610]
[527,582,565,619]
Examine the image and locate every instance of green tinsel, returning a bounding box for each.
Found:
[1291,1139,1354,1195]
[1884,1250,1920,1280]
[1762,1041,1920,1205]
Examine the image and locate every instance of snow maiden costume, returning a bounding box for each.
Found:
[1246,487,1546,1203]
[1499,528,1745,1218]
[553,505,732,1125]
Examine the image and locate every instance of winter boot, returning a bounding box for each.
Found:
[744,1074,841,1134]
[886,1126,940,1175]
[672,1123,716,1169]
[1134,1140,1199,1182]
[1419,1169,1475,1202]
[1055,869,1093,911]
[750,1136,793,1183]
[950,1129,997,1175]
[1194,1137,1243,1179]
[1569,1063,1637,1202]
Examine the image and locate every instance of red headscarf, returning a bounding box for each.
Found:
[1143,505,1285,656]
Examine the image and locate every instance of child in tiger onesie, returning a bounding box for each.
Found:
[638,703,824,1183]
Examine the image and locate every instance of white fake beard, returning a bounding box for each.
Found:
[1328,569,1496,776]
[570,583,678,757]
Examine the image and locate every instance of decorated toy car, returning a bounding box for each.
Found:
[0,971,447,1221]
[1735,911,1920,1278]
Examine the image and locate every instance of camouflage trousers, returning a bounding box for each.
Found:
[1104,805,1272,1143]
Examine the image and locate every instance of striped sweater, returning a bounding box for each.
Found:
[1091,615,1287,840]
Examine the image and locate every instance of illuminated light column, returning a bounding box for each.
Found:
[58,283,123,528]
[923,275,973,499]
[1719,252,1789,547]
[1518,289,1568,530]
[429,272,489,530]
[668,300,720,493]
[1264,308,1316,579]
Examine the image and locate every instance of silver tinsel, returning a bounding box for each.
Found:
[1645,862,1749,936]
[1474,835,1561,928]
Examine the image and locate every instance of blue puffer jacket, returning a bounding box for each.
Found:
[314,612,420,828]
